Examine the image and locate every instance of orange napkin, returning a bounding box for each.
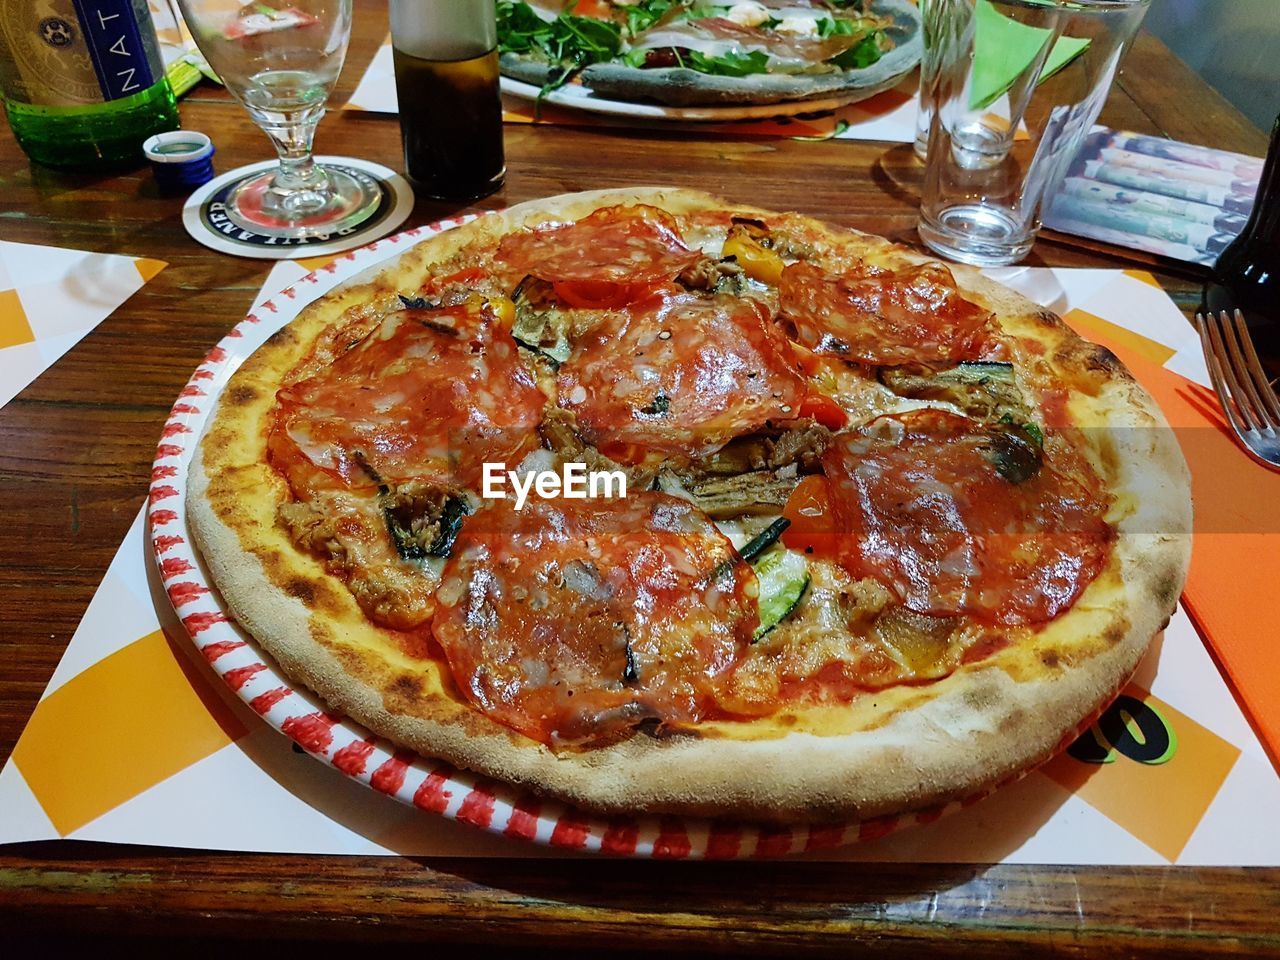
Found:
[1065,314,1280,771]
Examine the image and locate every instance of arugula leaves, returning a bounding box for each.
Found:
[495,1,552,54]
[625,45,771,77]
[686,48,771,77]
[817,16,864,38]
[497,1,623,97]
[624,0,679,36]
[829,32,885,70]
[817,15,888,70]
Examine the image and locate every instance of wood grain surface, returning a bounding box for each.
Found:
[0,4,1277,955]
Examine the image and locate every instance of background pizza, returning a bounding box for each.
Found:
[497,0,924,106]
[188,188,1191,823]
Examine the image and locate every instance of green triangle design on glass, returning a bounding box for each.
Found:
[971,0,1092,111]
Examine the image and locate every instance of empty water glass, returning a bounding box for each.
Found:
[177,0,380,238]
[914,0,969,161]
[918,0,1151,266]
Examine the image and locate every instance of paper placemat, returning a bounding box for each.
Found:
[1043,127,1263,266]
[148,0,196,66]
[3,256,1277,863]
[0,242,166,410]
[344,38,921,144]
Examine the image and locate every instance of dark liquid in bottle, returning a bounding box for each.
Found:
[393,47,505,201]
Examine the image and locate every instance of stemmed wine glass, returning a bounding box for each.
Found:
[176,0,380,238]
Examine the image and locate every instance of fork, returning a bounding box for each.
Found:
[1195,309,1280,470]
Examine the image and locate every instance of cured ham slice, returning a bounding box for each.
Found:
[432,493,758,744]
[269,301,545,496]
[823,410,1113,625]
[496,204,702,284]
[780,261,995,366]
[558,289,808,462]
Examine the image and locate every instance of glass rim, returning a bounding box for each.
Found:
[926,0,1151,7]
[947,0,1151,9]
[1038,0,1152,8]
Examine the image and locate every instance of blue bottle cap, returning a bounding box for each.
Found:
[143,130,216,194]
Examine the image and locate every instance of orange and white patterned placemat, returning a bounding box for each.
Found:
[0,241,166,410]
[1,259,1277,863]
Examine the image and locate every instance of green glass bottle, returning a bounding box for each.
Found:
[0,0,180,170]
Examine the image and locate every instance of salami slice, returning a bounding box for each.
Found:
[780,261,994,365]
[269,302,545,497]
[558,290,807,462]
[823,410,1112,625]
[495,204,702,284]
[431,493,759,745]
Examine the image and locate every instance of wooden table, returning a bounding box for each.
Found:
[1,7,1277,955]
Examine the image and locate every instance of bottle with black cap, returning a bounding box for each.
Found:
[389,0,505,202]
[1202,111,1280,379]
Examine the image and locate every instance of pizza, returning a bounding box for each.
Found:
[188,187,1192,823]
[497,0,923,107]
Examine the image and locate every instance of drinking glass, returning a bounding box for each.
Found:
[176,0,379,238]
[918,0,1151,266]
[914,0,969,161]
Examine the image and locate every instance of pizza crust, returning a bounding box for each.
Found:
[189,187,1192,822]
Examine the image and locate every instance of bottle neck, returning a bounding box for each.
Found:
[1239,113,1280,245]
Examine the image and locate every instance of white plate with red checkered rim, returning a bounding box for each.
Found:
[149,214,1102,857]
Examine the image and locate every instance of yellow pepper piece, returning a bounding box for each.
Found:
[722,232,785,286]
[487,295,516,328]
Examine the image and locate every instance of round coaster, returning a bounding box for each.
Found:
[182,156,414,260]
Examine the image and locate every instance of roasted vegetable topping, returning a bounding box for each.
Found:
[723,226,785,286]
[983,424,1044,485]
[511,275,573,364]
[739,517,791,562]
[677,255,749,295]
[879,360,1031,424]
[695,424,831,476]
[685,470,800,518]
[752,547,810,641]
[382,483,470,562]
